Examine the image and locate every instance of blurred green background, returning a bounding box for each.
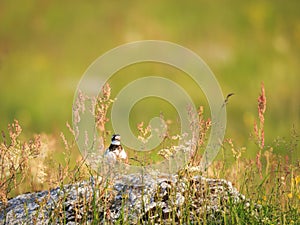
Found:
[0,1,299,156]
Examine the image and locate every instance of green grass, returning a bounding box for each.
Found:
[0,1,299,222]
[0,83,299,224]
[0,1,299,152]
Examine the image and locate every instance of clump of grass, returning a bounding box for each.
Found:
[95,83,115,146]
[254,82,267,178]
[189,105,212,167]
[0,120,41,203]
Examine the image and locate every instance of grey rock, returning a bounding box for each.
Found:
[0,173,257,224]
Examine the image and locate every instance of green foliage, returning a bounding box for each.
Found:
[0,1,299,153]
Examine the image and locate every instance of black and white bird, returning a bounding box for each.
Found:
[104,134,128,164]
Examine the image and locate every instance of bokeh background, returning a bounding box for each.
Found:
[0,1,299,158]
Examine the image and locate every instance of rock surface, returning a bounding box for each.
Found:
[0,173,255,224]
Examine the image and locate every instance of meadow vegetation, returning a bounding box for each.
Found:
[1,1,299,147]
[0,83,299,224]
[1,1,299,223]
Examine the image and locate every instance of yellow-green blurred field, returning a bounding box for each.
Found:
[0,1,299,157]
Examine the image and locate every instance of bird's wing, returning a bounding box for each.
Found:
[118,149,128,159]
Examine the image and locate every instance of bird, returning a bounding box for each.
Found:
[104,134,128,164]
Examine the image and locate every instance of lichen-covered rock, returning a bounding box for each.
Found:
[0,173,257,224]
